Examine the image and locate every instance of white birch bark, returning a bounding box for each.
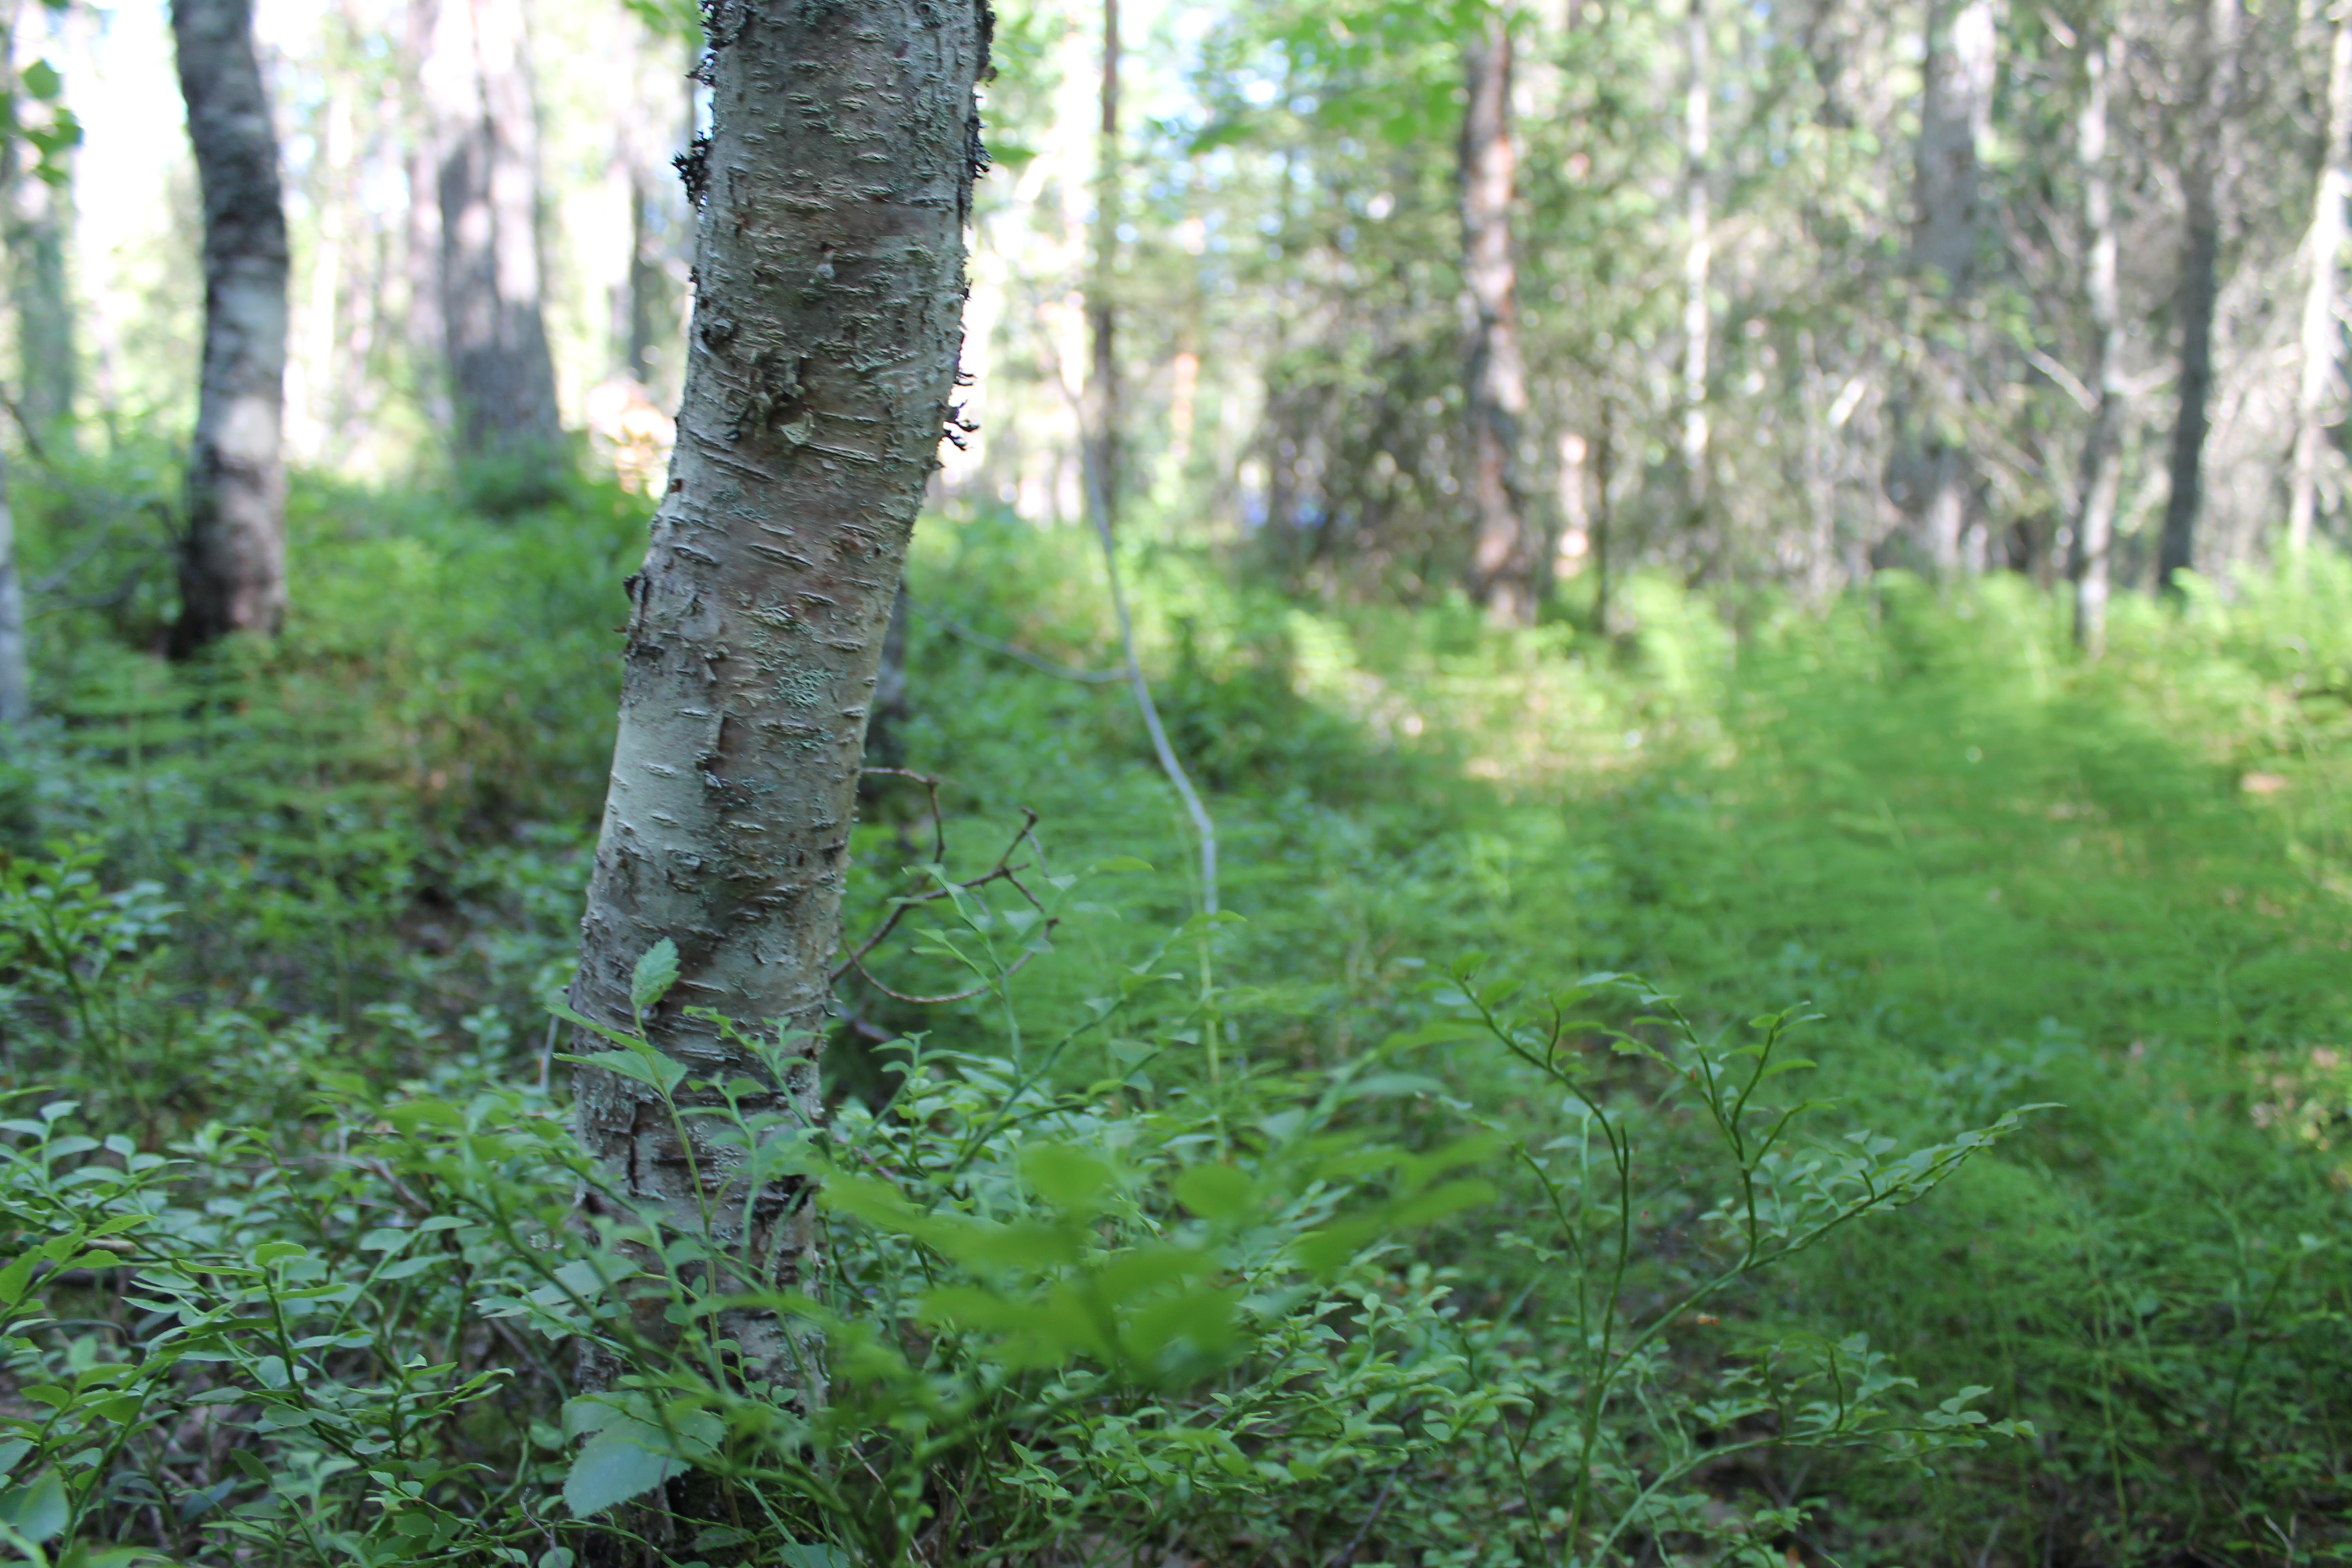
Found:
[568,0,989,1398]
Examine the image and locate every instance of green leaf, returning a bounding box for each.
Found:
[1090,855,1154,874]
[20,60,59,101]
[1173,1163,1256,1222]
[780,1548,852,1568]
[630,939,681,1014]
[563,1428,680,1518]
[1020,1144,1115,1210]
[2,1469,67,1544]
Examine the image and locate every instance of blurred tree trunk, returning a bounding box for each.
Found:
[2072,26,2125,652]
[3,1,72,447]
[2290,1,2352,562]
[1679,0,1711,544]
[624,29,694,396]
[568,0,987,1437]
[1461,7,1532,623]
[1084,0,1120,532]
[417,0,560,505]
[168,0,289,655]
[0,5,37,720]
[2160,0,2237,593]
[0,447,26,723]
[1902,0,1993,575]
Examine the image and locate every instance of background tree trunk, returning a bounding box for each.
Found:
[2289,0,2351,560]
[1903,0,1993,575]
[1461,7,1531,623]
[418,0,560,504]
[1680,0,1711,538]
[5,0,72,447]
[1083,0,1121,532]
[2073,26,2125,652]
[568,0,987,1396]
[2160,0,2237,592]
[0,446,26,725]
[168,0,289,655]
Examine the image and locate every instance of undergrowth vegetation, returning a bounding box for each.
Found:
[0,459,2345,1565]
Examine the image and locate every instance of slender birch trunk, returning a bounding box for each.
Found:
[569,0,988,1396]
[1082,0,1121,532]
[1461,7,1532,623]
[418,0,561,502]
[2290,1,2352,561]
[1905,0,1994,575]
[2072,26,2126,652]
[1680,0,1711,532]
[168,0,290,655]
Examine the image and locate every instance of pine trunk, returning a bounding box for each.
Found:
[420,0,561,502]
[2290,2,2352,560]
[1461,8,1531,623]
[2072,28,2125,652]
[568,0,988,1398]
[2160,0,2237,593]
[168,0,290,655]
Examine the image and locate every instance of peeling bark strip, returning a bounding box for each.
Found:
[169,0,289,655]
[569,0,990,1392]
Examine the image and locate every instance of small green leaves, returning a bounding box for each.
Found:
[630,939,681,1015]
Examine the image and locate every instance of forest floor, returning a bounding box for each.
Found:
[0,466,2346,1566]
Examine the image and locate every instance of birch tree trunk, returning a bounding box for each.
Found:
[1461,7,1532,623]
[2072,26,2125,653]
[168,0,290,655]
[418,0,561,503]
[1083,0,1121,532]
[569,0,988,1398]
[2290,1,2352,562]
[2159,0,2236,594]
[1904,0,1994,575]
[1680,0,1711,534]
